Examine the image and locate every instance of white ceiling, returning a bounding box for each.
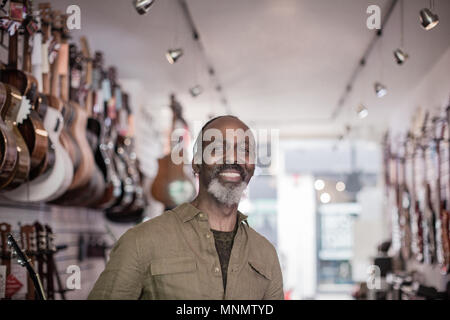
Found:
[49,0,450,142]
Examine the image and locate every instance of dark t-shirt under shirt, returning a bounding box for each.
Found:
[211,216,238,292]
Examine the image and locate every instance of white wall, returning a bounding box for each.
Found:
[277,172,317,299]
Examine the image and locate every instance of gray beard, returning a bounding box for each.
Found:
[207,178,247,207]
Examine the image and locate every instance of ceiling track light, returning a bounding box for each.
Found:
[394,48,409,65]
[189,85,203,97]
[419,8,439,30]
[134,0,156,15]
[166,48,183,64]
[357,104,368,119]
[374,82,388,98]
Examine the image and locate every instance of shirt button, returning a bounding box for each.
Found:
[215,267,220,273]
[199,213,204,218]
[206,233,211,239]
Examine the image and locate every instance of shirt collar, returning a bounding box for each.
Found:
[175,202,248,225]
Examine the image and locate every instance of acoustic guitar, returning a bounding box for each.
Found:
[106,94,145,223]
[50,11,94,193]
[107,67,134,211]
[151,94,196,210]
[46,9,81,177]
[2,7,73,202]
[90,53,122,209]
[0,82,31,190]
[0,2,48,178]
[0,86,18,188]
[54,42,104,206]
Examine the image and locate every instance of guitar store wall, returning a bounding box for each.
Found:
[383,46,450,293]
[0,203,117,300]
[0,28,148,300]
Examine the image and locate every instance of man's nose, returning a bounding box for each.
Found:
[224,144,237,164]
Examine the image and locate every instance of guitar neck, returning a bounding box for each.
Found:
[7,32,19,69]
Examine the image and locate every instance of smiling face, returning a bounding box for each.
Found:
[193,116,256,206]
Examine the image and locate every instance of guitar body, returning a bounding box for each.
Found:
[29,94,56,179]
[1,68,48,174]
[0,83,31,190]
[88,117,122,209]
[0,84,18,187]
[46,95,80,171]
[66,101,94,190]
[2,106,74,202]
[151,154,196,210]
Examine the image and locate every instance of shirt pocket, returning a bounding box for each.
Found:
[243,258,271,299]
[148,256,200,299]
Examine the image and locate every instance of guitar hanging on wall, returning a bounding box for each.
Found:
[151,94,196,211]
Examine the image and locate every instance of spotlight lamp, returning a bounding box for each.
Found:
[134,0,156,15]
[394,48,409,65]
[166,49,183,64]
[419,8,439,30]
[357,104,368,119]
[374,82,388,98]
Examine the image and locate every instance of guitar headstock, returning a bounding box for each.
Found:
[38,2,51,26]
[19,224,37,257]
[69,43,82,71]
[7,233,29,267]
[33,222,47,255]
[44,225,56,253]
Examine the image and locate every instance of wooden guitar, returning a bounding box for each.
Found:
[421,113,437,265]
[106,94,145,222]
[91,53,122,209]
[46,9,81,177]
[0,82,31,190]
[0,86,18,188]
[151,94,196,210]
[2,8,75,202]
[50,11,94,193]
[0,1,48,177]
[54,41,105,206]
[107,67,134,211]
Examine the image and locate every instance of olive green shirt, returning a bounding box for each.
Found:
[88,202,284,300]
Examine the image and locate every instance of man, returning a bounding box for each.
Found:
[88,115,284,300]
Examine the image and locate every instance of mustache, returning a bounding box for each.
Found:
[212,164,247,179]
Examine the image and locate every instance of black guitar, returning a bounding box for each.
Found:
[7,233,46,300]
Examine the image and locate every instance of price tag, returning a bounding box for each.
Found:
[9,1,24,22]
